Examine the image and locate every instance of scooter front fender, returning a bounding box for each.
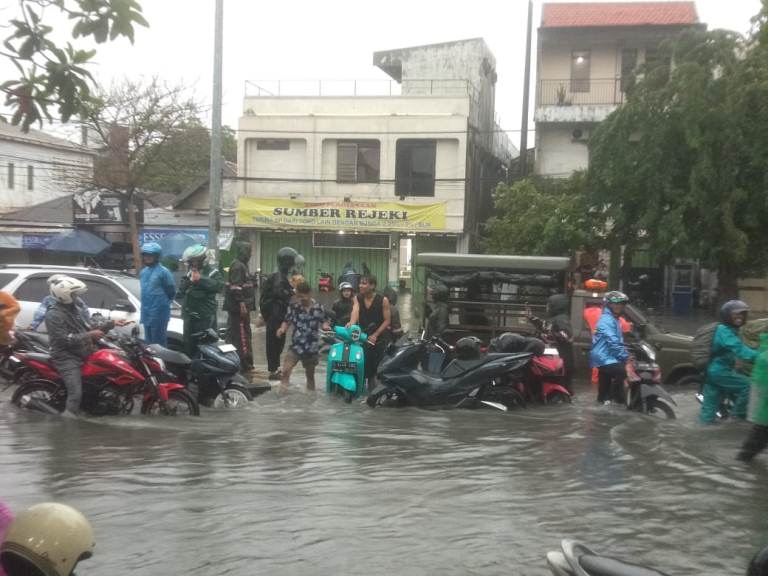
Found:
[640,383,677,406]
[542,381,570,398]
[331,372,358,393]
[152,382,185,402]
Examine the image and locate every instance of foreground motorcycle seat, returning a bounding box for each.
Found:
[23,352,52,364]
[580,554,670,576]
[408,369,445,388]
[146,345,192,367]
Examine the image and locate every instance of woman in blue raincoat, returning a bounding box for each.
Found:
[701,300,757,424]
[590,291,630,404]
[139,242,176,346]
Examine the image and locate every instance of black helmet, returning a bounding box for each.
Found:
[431,284,449,302]
[748,544,768,576]
[546,294,569,317]
[277,246,299,268]
[720,300,750,324]
[488,332,527,353]
[455,336,482,360]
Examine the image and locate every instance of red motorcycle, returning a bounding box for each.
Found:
[488,333,572,406]
[318,269,334,293]
[11,335,199,417]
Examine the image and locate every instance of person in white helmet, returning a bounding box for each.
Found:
[28,274,90,331]
[0,502,95,576]
[44,276,117,416]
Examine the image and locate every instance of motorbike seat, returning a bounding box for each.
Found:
[18,331,50,347]
[24,352,52,364]
[579,554,670,576]
[408,369,445,388]
[146,344,192,367]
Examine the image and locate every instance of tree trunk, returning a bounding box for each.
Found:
[717,262,740,305]
[126,191,141,273]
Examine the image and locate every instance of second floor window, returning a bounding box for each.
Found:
[395,140,436,197]
[571,50,591,93]
[621,48,638,92]
[27,165,34,190]
[7,163,14,189]
[337,140,380,183]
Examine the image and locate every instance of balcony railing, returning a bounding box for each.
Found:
[244,78,478,100]
[537,78,627,107]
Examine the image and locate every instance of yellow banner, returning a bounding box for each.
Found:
[237,198,447,232]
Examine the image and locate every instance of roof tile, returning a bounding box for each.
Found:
[542,2,699,28]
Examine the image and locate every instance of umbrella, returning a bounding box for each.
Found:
[43,229,111,256]
[158,232,201,259]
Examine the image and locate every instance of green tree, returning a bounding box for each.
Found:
[483,173,602,256]
[1,0,148,131]
[141,123,237,194]
[589,23,768,300]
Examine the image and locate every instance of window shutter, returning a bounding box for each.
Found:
[337,143,358,182]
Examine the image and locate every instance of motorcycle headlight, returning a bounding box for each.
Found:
[640,343,656,362]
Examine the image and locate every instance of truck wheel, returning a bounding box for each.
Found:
[674,374,703,388]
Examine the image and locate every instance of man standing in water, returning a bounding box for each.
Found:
[349,274,390,390]
[225,241,255,372]
[590,291,630,405]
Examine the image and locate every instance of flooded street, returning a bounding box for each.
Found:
[1,383,767,575]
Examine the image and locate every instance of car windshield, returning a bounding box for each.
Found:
[112,275,181,310]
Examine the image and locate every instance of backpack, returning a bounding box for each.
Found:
[691,322,719,371]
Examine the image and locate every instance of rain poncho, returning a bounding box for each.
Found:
[177,265,223,356]
[589,307,628,368]
[749,334,768,426]
[140,262,176,346]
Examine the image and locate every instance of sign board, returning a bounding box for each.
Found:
[237,198,447,232]
[22,234,56,250]
[73,192,143,224]
[139,228,234,251]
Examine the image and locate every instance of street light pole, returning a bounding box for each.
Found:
[519,0,533,178]
[208,0,224,265]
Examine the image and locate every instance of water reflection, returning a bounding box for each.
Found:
[1,387,767,575]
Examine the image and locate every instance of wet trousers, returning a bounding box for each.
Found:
[143,309,170,347]
[700,371,750,423]
[56,357,83,413]
[597,362,626,403]
[227,310,253,370]
[738,424,768,462]
[264,304,286,373]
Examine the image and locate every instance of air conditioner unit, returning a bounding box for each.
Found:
[571,127,590,142]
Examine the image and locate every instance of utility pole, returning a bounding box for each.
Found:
[208,0,224,265]
[519,0,533,179]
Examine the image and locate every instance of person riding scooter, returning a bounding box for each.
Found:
[701,300,757,424]
[177,245,223,357]
[0,502,94,576]
[29,275,90,331]
[331,282,355,328]
[590,291,630,405]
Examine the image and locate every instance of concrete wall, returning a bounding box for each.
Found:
[0,140,94,212]
[535,125,590,177]
[238,96,470,233]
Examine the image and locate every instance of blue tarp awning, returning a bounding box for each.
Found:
[43,229,111,256]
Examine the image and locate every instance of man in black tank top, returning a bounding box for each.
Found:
[349,274,391,390]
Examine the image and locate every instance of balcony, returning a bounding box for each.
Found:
[535,78,626,124]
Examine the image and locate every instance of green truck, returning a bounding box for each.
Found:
[413,252,699,387]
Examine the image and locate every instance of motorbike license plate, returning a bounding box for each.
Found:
[332,361,357,373]
[218,343,237,353]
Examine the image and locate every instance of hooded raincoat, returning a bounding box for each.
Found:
[590,307,628,368]
[140,260,176,346]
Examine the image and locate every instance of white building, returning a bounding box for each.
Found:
[534,1,700,177]
[0,123,96,212]
[236,39,516,287]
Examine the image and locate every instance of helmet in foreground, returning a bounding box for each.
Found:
[50,276,87,305]
[339,281,354,293]
[604,291,629,305]
[141,242,162,256]
[455,336,482,360]
[0,503,95,576]
[182,244,208,266]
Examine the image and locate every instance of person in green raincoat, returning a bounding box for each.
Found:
[177,244,224,356]
[738,333,768,462]
[700,300,758,423]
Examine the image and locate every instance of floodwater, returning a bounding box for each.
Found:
[1,382,767,576]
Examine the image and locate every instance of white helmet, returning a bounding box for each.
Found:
[50,276,87,304]
[0,502,95,576]
[46,274,67,287]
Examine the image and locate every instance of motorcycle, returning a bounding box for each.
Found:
[11,334,199,416]
[152,328,270,408]
[546,539,670,576]
[0,330,51,386]
[366,333,530,411]
[317,269,334,293]
[325,324,368,403]
[488,332,572,406]
[624,341,677,419]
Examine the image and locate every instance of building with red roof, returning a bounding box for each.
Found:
[534,2,701,177]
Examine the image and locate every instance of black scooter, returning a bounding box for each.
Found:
[625,341,677,419]
[366,333,531,411]
[547,540,670,576]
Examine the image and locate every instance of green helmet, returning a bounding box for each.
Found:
[605,290,629,304]
[0,503,95,576]
[182,244,208,265]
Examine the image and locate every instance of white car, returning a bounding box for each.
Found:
[0,265,185,350]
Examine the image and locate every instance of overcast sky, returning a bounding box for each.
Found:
[3,0,764,148]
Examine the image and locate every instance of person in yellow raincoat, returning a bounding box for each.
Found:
[0,292,20,346]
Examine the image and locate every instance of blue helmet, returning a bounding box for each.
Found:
[141,242,162,256]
